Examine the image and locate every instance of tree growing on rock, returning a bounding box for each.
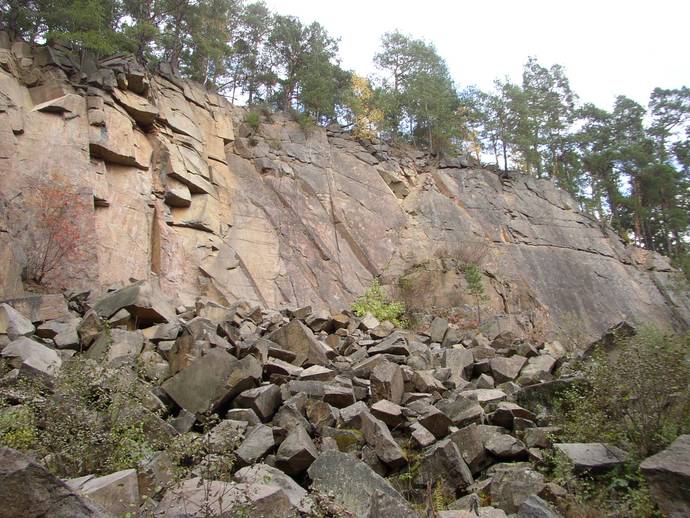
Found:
[463,263,487,325]
[24,175,90,289]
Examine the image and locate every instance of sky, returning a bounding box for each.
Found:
[263,0,690,110]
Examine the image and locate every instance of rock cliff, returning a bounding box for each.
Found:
[1,37,688,341]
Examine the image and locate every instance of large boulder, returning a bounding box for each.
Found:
[266,319,329,366]
[308,451,417,518]
[0,303,34,340]
[1,336,61,378]
[92,281,176,326]
[640,434,690,518]
[490,465,545,514]
[234,464,311,513]
[554,443,628,473]
[161,348,261,414]
[154,478,293,518]
[413,439,474,491]
[69,469,139,517]
[0,448,113,518]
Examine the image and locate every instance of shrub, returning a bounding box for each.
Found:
[352,279,406,327]
[554,326,690,458]
[542,449,660,518]
[0,357,160,477]
[24,175,90,289]
[463,263,487,324]
[243,110,261,131]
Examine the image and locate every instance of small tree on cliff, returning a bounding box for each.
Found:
[24,176,89,289]
[464,263,487,325]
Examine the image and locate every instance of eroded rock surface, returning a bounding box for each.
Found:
[1,39,689,344]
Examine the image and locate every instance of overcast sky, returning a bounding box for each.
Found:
[263,0,689,110]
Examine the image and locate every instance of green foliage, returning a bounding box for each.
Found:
[0,403,38,450]
[243,110,261,131]
[542,450,661,518]
[352,278,406,327]
[463,263,487,324]
[554,326,690,458]
[0,357,160,477]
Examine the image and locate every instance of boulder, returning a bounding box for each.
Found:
[162,348,261,414]
[0,303,35,339]
[0,447,113,518]
[92,281,176,326]
[443,348,474,386]
[490,356,527,384]
[85,329,144,364]
[235,424,275,466]
[370,399,405,428]
[234,464,311,513]
[1,336,61,378]
[308,450,417,518]
[75,469,140,517]
[518,355,557,385]
[417,406,453,439]
[490,465,545,514]
[554,443,628,473]
[234,384,282,422]
[517,495,562,518]
[154,478,293,518]
[275,424,318,475]
[361,413,407,469]
[266,319,329,366]
[640,434,690,518]
[414,438,474,490]
[369,332,409,356]
[370,360,404,404]
[485,434,529,461]
[449,423,488,474]
[2,294,70,323]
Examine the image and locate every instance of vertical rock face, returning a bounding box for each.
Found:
[1,37,689,340]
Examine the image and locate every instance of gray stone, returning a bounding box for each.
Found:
[275,424,318,475]
[1,336,61,378]
[235,463,311,513]
[371,399,404,428]
[361,413,407,469]
[490,355,527,383]
[371,360,404,404]
[162,348,261,414]
[429,317,449,343]
[0,303,35,340]
[266,319,329,366]
[640,434,690,518]
[369,332,409,356]
[234,384,282,422]
[518,355,557,385]
[225,407,261,426]
[555,443,628,473]
[443,347,474,386]
[449,423,487,474]
[78,469,139,517]
[154,478,292,518]
[85,329,144,364]
[308,450,417,518]
[92,281,176,326]
[418,406,453,439]
[517,495,562,518]
[414,438,474,490]
[490,465,546,514]
[485,434,529,460]
[236,424,275,466]
[0,448,113,518]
